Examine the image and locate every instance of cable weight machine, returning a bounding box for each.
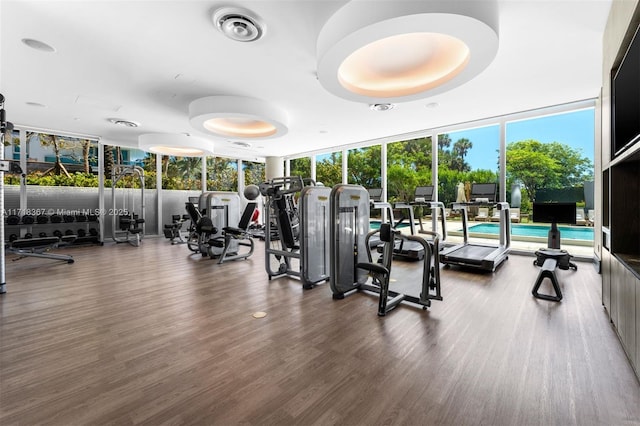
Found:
[111,164,145,246]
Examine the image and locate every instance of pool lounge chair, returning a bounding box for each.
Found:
[576,207,587,226]
[490,209,501,222]
[475,207,489,221]
[510,207,521,223]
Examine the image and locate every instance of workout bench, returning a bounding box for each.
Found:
[7,235,77,263]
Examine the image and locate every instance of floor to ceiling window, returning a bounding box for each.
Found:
[386,136,432,202]
[347,145,381,189]
[289,157,311,181]
[505,108,595,243]
[206,157,238,192]
[437,125,500,206]
[243,160,265,187]
[160,156,201,190]
[316,150,342,187]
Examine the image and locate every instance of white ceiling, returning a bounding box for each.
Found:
[0,0,611,160]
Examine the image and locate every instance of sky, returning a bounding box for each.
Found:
[450,108,595,171]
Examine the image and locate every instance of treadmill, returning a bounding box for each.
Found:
[394,185,447,240]
[368,188,426,260]
[391,186,446,260]
[439,183,510,272]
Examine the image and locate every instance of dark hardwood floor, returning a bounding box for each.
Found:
[1,238,639,425]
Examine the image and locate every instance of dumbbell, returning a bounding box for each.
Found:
[6,215,20,225]
[36,214,49,224]
[9,234,18,242]
[24,233,33,239]
[65,229,75,236]
[39,232,47,238]
[77,229,86,237]
[89,228,98,236]
[53,230,63,238]
[22,215,35,225]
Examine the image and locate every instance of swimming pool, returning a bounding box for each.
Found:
[370,220,411,230]
[466,223,594,241]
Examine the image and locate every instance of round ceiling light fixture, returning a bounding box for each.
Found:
[138,133,214,157]
[317,1,499,103]
[212,7,266,42]
[189,96,288,140]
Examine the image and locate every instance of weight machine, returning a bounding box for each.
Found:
[329,184,443,315]
[259,176,330,288]
[111,164,145,246]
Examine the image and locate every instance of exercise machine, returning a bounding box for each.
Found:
[185,191,255,263]
[329,184,442,315]
[439,201,510,271]
[111,164,145,246]
[360,223,442,315]
[259,176,330,288]
[439,182,509,272]
[393,185,448,259]
[163,214,189,244]
[531,202,578,302]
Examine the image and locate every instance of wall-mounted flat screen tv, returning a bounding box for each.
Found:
[612,23,640,159]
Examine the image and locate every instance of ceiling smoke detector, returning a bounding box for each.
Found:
[369,103,395,112]
[213,7,266,42]
[108,118,140,128]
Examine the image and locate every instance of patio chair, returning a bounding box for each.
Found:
[475,207,489,221]
[575,207,587,226]
[490,209,501,222]
[587,209,595,226]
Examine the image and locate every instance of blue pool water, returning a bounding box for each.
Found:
[467,223,594,241]
[370,220,410,230]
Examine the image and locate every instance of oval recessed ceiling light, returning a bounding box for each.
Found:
[21,38,56,53]
[369,103,395,111]
[189,96,288,140]
[212,7,266,42]
[317,1,499,103]
[108,118,140,128]
[139,133,213,157]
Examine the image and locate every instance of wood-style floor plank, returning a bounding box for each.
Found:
[1,238,639,425]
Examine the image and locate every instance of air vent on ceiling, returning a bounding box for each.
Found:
[369,103,396,111]
[108,118,140,128]
[213,7,266,42]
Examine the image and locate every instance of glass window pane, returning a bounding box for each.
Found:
[24,131,100,187]
[316,151,342,187]
[160,156,201,190]
[207,157,238,192]
[387,136,432,202]
[505,109,595,214]
[437,126,499,206]
[290,157,311,180]
[348,145,381,189]
[243,161,265,186]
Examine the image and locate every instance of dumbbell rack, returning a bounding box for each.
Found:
[4,213,102,245]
